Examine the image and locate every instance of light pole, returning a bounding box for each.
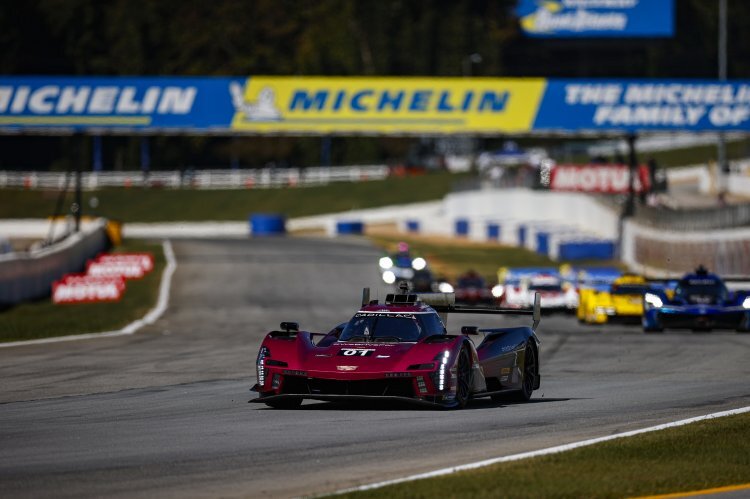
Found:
[717,0,728,199]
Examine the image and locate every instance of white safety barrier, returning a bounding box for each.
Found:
[0,165,390,190]
[0,219,110,305]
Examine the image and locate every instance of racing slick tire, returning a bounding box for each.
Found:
[453,347,473,409]
[262,396,302,409]
[493,342,537,403]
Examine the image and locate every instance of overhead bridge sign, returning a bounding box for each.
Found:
[1,76,750,134]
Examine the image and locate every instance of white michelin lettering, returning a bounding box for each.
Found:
[10,86,30,113]
[89,87,119,113]
[157,87,197,114]
[57,86,90,113]
[116,87,141,113]
[0,87,12,113]
[28,86,59,113]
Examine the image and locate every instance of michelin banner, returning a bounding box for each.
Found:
[2,76,750,134]
[516,0,674,38]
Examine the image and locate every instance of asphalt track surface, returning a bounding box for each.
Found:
[2,237,750,498]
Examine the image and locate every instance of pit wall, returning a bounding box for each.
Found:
[0,219,110,305]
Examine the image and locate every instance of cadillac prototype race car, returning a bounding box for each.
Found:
[643,267,750,333]
[250,286,542,409]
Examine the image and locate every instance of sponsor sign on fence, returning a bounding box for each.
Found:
[3,76,750,134]
[515,0,674,38]
[549,164,650,193]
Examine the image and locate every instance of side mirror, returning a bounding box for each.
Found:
[461,326,479,336]
[280,322,299,332]
[532,292,541,332]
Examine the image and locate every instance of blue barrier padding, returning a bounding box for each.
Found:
[518,225,527,246]
[536,232,549,255]
[455,219,469,236]
[336,221,364,235]
[406,220,420,233]
[558,241,615,260]
[487,223,500,240]
[250,213,286,236]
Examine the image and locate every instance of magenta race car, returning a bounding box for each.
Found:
[250,287,541,409]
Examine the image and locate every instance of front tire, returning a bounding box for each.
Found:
[453,347,473,409]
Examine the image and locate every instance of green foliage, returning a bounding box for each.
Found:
[0,172,465,222]
[340,413,750,499]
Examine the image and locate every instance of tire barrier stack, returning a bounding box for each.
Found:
[335,221,364,235]
[249,214,286,236]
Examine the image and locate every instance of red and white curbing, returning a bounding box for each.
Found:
[330,406,750,496]
[0,240,176,348]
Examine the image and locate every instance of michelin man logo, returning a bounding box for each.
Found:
[230,82,281,121]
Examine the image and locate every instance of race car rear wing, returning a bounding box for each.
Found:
[362,287,541,332]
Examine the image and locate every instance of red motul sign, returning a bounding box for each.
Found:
[52,275,125,304]
[96,253,154,272]
[549,164,651,193]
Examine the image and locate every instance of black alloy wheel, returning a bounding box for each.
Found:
[512,343,536,402]
[453,348,473,409]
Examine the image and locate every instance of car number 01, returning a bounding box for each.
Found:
[338,348,375,357]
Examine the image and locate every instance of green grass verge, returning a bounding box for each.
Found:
[0,240,164,343]
[367,233,622,283]
[0,172,465,222]
[339,412,750,499]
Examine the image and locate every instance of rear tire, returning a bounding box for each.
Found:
[263,396,302,409]
[508,343,537,402]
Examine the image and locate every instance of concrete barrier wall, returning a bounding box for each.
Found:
[0,220,110,305]
[622,220,750,275]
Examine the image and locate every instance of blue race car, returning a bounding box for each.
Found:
[642,266,750,333]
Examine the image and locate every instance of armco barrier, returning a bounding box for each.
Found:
[0,220,110,305]
[336,221,364,235]
[249,214,286,236]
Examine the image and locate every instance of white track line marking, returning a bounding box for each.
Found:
[329,405,750,496]
[0,240,177,348]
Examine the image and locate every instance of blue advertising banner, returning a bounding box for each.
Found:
[2,76,750,134]
[534,80,750,132]
[516,0,674,38]
[0,76,241,130]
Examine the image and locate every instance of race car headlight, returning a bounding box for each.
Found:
[432,350,451,392]
[491,285,504,298]
[438,282,454,293]
[743,296,750,309]
[644,293,663,309]
[382,270,396,284]
[411,257,427,271]
[256,346,270,387]
[379,256,393,269]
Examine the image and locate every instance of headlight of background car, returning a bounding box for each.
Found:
[382,270,396,284]
[379,256,393,269]
[256,346,270,387]
[491,285,504,298]
[743,296,750,309]
[411,257,427,271]
[644,292,663,308]
[438,282,454,293]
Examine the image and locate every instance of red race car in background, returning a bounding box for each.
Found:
[250,286,541,409]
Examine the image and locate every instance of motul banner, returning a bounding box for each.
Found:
[86,252,154,279]
[96,253,154,273]
[52,275,125,304]
[549,164,651,193]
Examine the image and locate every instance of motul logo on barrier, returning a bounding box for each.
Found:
[87,261,145,279]
[549,164,651,193]
[97,253,154,272]
[52,276,125,304]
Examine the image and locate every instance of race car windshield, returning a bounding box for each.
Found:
[612,285,649,295]
[529,284,562,292]
[339,313,445,342]
[675,282,727,300]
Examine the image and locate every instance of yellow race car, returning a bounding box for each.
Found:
[580,274,649,325]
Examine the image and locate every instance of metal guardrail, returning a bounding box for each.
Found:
[0,165,390,190]
[633,203,750,230]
